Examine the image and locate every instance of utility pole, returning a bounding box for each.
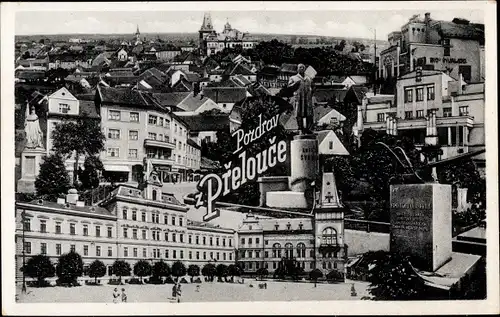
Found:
[374,28,377,96]
[21,209,27,293]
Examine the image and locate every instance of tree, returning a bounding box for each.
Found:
[34,153,71,201]
[51,113,105,186]
[366,251,426,300]
[152,261,170,280]
[23,254,55,287]
[88,260,106,284]
[112,260,131,283]
[256,268,269,280]
[227,264,241,282]
[79,155,104,190]
[171,261,186,281]
[309,268,323,287]
[56,251,84,285]
[187,264,200,282]
[133,260,152,282]
[202,263,217,282]
[215,264,228,282]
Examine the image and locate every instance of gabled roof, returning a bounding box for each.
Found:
[315,130,349,155]
[172,113,230,132]
[24,200,114,217]
[153,92,190,107]
[346,75,369,84]
[183,72,201,82]
[229,62,255,76]
[176,92,215,112]
[345,85,369,104]
[172,77,194,92]
[431,20,484,42]
[231,75,252,87]
[201,87,247,104]
[313,105,346,123]
[97,86,165,111]
[314,89,347,104]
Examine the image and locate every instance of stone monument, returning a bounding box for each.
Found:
[388,144,452,272]
[17,103,46,193]
[263,63,319,209]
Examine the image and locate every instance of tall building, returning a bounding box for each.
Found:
[379,12,485,93]
[198,13,258,56]
[353,69,485,173]
[15,167,236,282]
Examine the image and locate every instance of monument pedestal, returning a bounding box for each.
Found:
[17,147,46,193]
[290,134,318,192]
[390,183,452,272]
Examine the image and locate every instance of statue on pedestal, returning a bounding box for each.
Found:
[287,64,314,135]
[24,103,44,150]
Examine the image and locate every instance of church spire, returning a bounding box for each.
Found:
[135,24,140,36]
[200,12,213,31]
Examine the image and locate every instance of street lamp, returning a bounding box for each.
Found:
[21,209,27,293]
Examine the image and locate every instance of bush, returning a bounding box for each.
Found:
[326,270,344,282]
[147,276,163,284]
[127,277,143,284]
[56,279,81,287]
[164,276,175,284]
[26,279,52,288]
[108,278,123,286]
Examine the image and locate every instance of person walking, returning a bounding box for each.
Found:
[176,283,182,303]
[112,288,120,304]
[171,283,177,302]
[121,288,127,303]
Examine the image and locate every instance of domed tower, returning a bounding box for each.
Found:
[199,12,214,56]
[224,19,232,33]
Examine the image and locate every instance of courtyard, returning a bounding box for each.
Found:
[16,279,371,303]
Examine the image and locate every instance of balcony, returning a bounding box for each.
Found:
[144,139,175,150]
[437,115,474,127]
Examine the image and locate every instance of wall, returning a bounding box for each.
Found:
[344,229,390,256]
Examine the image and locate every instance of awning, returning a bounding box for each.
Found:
[104,165,130,172]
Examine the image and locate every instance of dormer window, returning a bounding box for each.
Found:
[59,103,70,114]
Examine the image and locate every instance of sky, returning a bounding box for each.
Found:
[13,4,486,40]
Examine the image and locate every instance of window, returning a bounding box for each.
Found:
[329,141,333,150]
[142,229,147,240]
[129,130,139,140]
[24,242,31,254]
[427,86,435,100]
[180,251,184,259]
[165,249,169,258]
[130,112,139,122]
[69,244,76,253]
[416,87,424,102]
[40,243,47,255]
[133,229,138,239]
[171,216,176,226]
[108,110,121,121]
[142,212,147,222]
[56,243,62,255]
[123,228,128,238]
[148,115,157,125]
[404,88,413,103]
[272,243,281,258]
[216,237,220,246]
[158,117,163,126]
[96,246,101,257]
[165,232,169,241]
[377,113,385,122]
[443,107,452,117]
[107,227,112,238]
[322,227,338,245]
[108,247,112,257]
[297,243,306,258]
[241,238,245,245]
[416,110,424,118]
[107,148,119,157]
[210,237,213,246]
[172,233,176,242]
[229,253,232,261]
[427,109,437,116]
[179,218,183,226]
[203,252,207,260]
[40,220,47,233]
[143,248,147,257]
[188,235,192,244]
[195,236,199,245]
[285,243,293,258]
[134,248,138,257]
[459,106,469,116]
[148,132,157,140]
[54,222,61,234]
[108,129,120,139]
[132,210,137,221]
[173,250,177,259]
[202,236,206,245]
[180,234,184,243]
[59,103,70,113]
[122,209,128,220]
[70,223,76,235]
[128,149,138,159]
[95,226,101,237]
[83,245,88,256]
[124,247,129,257]
[23,218,31,232]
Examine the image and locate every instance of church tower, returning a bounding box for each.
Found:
[199,12,214,56]
[135,25,142,45]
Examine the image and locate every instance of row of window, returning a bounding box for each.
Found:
[23,219,113,238]
[376,106,470,122]
[25,242,113,257]
[122,228,233,247]
[240,247,311,259]
[241,261,314,270]
[404,85,435,103]
[122,209,183,225]
[123,247,233,261]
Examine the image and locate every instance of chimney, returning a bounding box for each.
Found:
[66,188,79,205]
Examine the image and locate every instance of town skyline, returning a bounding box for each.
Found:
[15,9,485,39]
